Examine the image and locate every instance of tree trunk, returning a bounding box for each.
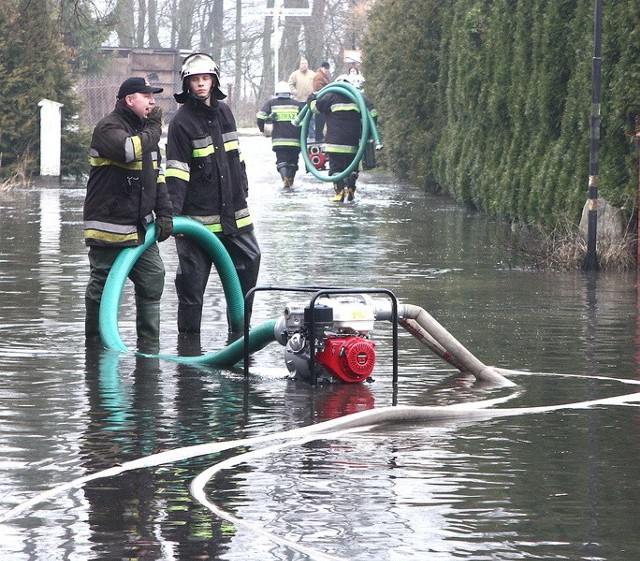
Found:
[114,0,135,47]
[148,0,160,48]
[175,0,195,49]
[136,0,146,46]
[305,0,325,67]
[260,7,275,102]
[200,0,223,61]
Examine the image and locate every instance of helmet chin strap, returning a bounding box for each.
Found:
[187,87,212,105]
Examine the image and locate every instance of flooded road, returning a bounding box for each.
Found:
[1,131,640,560]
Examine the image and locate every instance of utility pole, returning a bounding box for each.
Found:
[235,0,242,105]
[583,0,602,271]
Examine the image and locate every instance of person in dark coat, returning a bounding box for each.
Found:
[165,53,261,334]
[83,76,173,345]
[309,74,378,202]
[256,81,304,188]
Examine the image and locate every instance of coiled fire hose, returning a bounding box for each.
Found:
[293,81,383,182]
[99,217,278,365]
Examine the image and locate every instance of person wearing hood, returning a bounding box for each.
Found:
[83,76,173,347]
[165,53,261,335]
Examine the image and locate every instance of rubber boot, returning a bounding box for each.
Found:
[277,163,290,188]
[85,298,101,340]
[136,298,160,342]
[178,303,203,334]
[346,172,357,201]
[177,332,202,357]
[287,166,297,187]
[331,182,345,202]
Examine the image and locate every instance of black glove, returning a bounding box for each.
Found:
[306,93,317,104]
[147,106,163,126]
[155,215,173,242]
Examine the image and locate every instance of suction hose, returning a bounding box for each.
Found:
[374,302,515,386]
[293,81,383,183]
[99,217,278,366]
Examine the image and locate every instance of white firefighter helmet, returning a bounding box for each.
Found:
[180,52,220,81]
[274,81,291,97]
[175,52,226,102]
[335,74,352,84]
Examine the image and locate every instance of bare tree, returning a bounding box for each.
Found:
[199,0,224,58]
[136,0,146,46]
[260,6,275,100]
[234,0,242,104]
[173,0,196,49]
[112,0,135,47]
[75,0,364,105]
[305,0,326,67]
[148,0,160,47]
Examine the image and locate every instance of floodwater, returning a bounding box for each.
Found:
[1,131,640,560]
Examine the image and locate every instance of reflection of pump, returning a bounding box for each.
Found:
[308,144,326,171]
[276,295,377,384]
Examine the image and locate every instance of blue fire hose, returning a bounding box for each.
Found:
[293,81,383,182]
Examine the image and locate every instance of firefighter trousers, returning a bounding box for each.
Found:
[85,244,165,340]
[174,230,261,334]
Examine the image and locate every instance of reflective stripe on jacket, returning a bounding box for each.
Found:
[83,102,172,247]
[166,96,254,236]
[256,97,305,150]
[313,92,377,154]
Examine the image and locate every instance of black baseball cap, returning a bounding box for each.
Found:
[321,61,330,69]
[117,77,163,99]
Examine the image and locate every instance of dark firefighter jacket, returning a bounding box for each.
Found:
[312,92,378,155]
[83,102,172,247]
[256,97,305,150]
[165,96,254,236]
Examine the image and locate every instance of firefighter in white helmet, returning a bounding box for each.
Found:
[165,53,261,334]
[308,74,378,202]
[256,81,305,188]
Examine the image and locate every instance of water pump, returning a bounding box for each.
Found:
[276,295,377,383]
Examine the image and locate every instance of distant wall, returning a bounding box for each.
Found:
[75,48,187,128]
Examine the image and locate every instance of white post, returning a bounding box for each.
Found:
[38,99,64,178]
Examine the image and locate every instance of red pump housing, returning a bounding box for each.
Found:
[315,336,376,383]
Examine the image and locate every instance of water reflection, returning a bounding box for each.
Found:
[38,189,62,318]
[1,138,640,559]
[83,343,238,559]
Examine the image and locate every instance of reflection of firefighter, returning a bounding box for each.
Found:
[82,344,168,558]
[308,75,378,202]
[82,342,239,558]
[256,82,305,188]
